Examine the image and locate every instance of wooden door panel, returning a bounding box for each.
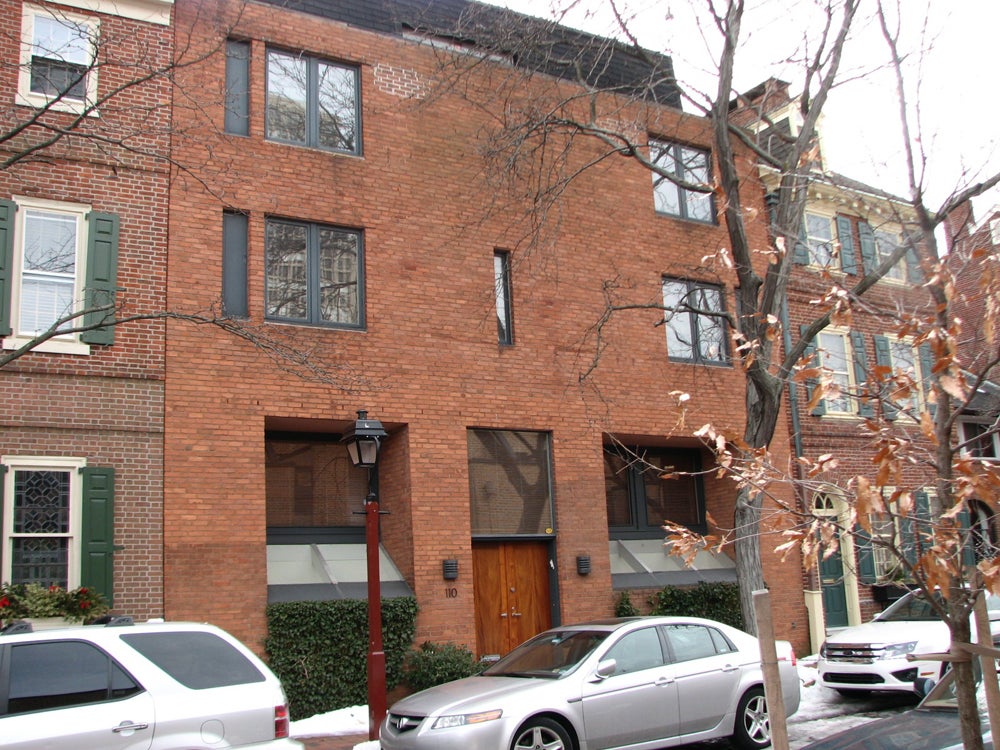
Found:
[473,542,507,658]
[474,541,552,658]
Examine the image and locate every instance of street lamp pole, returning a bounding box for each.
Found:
[341,410,389,741]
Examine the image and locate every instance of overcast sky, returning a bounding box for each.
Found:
[493,0,1000,222]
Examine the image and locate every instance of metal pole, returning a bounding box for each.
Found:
[365,484,386,741]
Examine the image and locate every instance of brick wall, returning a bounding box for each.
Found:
[164,0,808,655]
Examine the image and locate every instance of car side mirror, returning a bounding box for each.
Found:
[590,658,617,682]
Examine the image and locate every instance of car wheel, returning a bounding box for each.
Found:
[732,686,771,750]
[511,717,573,750]
[835,688,872,698]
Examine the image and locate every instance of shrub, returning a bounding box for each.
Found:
[265,597,418,720]
[614,591,640,617]
[0,583,110,624]
[403,641,482,693]
[648,582,743,630]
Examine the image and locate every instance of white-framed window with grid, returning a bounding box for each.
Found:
[18,4,99,113]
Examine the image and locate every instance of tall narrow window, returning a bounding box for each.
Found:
[815,331,852,414]
[662,278,727,364]
[264,218,363,328]
[266,49,360,154]
[222,211,248,317]
[803,213,835,267]
[224,40,250,136]
[650,140,714,222]
[493,250,513,345]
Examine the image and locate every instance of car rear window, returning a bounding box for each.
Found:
[121,631,266,689]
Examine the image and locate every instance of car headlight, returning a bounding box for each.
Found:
[880,641,918,659]
[819,642,827,658]
[432,709,503,729]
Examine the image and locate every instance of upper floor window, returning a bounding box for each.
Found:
[264,218,363,329]
[0,197,120,354]
[958,420,998,460]
[604,446,705,536]
[801,329,872,417]
[18,5,98,112]
[265,48,361,154]
[662,278,728,365]
[803,212,835,267]
[873,335,928,419]
[493,250,513,345]
[651,140,714,223]
[874,230,906,282]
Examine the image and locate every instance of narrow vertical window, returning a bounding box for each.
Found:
[225,40,250,136]
[493,250,513,345]
[222,211,248,317]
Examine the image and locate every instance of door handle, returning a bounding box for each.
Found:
[500,612,508,618]
[511,610,522,617]
[112,721,150,734]
[721,664,739,673]
[654,676,675,686]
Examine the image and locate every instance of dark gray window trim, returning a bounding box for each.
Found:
[494,250,514,345]
[222,211,249,318]
[264,47,363,156]
[264,217,366,330]
[650,139,717,225]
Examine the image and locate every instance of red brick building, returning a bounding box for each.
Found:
[733,79,1000,652]
[163,0,809,656]
[0,0,173,620]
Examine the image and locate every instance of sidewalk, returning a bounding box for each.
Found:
[299,733,372,750]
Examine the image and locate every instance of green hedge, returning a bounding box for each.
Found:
[403,641,484,693]
[265,597,418,720]
[648,582,744,630]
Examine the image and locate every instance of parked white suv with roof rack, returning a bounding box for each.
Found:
[0,617,302,749]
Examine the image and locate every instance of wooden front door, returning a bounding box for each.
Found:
[472,541,552,659]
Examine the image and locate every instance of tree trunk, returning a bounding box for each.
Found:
[735,485,766,634]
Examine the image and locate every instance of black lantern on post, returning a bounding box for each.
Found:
[341,410,389,740]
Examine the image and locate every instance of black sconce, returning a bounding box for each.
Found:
[443,559,459,580]
[576,555,591,575]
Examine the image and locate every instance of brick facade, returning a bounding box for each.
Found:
[163,0,809,655]
[0,0,170,620]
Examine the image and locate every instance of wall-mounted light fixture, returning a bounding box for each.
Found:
[443,559,459,580]
[576,555,591,575]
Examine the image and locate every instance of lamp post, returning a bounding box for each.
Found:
[341,410,389,741]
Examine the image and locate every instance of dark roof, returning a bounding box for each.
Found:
[252,0,682,108]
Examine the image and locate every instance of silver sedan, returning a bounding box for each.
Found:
[380,616,800,750]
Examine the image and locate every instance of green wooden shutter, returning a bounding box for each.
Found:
[835,216,858,274]
[957,504,976,569]
[918,342,936,418]
[800,325,826,416]
[873,334,898,420]
[82,212,120,346]
[0,199,16,337]
[904,243,922,284]
[793,221,810,264]
[859,222,877,275]
[850,330,873,417]
[855,524,877,584]
[81,466,115,605]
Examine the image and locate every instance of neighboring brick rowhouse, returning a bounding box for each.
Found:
[0,0,170,621]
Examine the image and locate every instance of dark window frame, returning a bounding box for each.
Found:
[662,277,730,366]
[494,250,514,345]
[650,139,716,224]
[264,217,365,329]
[264,47,362,155]
[604,446,707,538]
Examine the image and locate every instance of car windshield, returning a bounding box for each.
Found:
[483,630,609,678]
[878,591,1000,623]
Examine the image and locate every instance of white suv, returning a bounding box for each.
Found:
[818,590,1000,696]
[0,618,303,749]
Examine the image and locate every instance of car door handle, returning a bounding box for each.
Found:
[721,664,739,673]
[112,721,150,734]
[654,676,675,686]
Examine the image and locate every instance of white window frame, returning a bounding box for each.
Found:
[868,487,935,582]
[1,455,86,588]
[816,329,856,415]
[18,4,99,114]
[874,229,905,282]
[804,210,837,268]
[3,196,92,356]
